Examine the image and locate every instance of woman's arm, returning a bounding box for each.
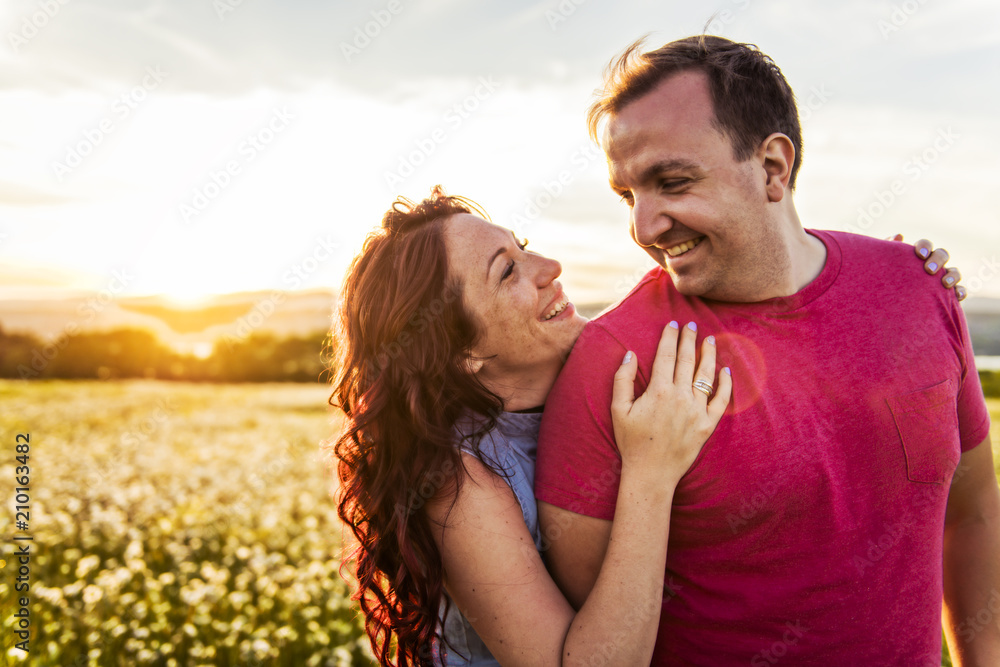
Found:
[427,321,730,666]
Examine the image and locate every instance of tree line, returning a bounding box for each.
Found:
[1,324,999,395]
[0,325,331,382]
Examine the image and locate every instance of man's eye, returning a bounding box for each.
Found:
[662,179,689,190]
[516,237,529,251]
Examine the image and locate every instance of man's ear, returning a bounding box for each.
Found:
[758,133,795,203]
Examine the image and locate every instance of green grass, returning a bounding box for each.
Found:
[0,383,996,666]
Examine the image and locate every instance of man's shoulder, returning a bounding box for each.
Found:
[818,229,919,268]
[816,229,952,300]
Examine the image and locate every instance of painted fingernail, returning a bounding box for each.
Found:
[918,247,929,258]
[957,287,966,300]
[687,321,697,332]
[927,262,938,272]
[622,351,632,365]
[944,276,955,286]
[707,335,716,345]
[668,321,679,329]
[724,367,732,375]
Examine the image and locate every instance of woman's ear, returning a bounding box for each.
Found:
[464,356,484,374]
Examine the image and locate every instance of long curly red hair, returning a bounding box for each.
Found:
[328,187,504,665]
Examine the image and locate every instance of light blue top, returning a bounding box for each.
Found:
[435,411,543,666]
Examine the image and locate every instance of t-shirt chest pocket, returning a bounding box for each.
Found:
[886,379,962,484]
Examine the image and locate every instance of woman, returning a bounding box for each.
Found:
[329,188,960,666]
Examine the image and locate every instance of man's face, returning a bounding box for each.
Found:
[604,69,789,302]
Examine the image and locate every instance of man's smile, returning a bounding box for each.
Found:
[665,236,705,258]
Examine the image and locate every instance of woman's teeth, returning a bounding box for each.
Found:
[666,237,703,258]
[544,297,569,320]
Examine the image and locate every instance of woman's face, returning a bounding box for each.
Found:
[443,214,588,388]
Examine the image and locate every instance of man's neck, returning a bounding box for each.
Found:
[786,225,828,294]
[700,208,828,303]
[748,209,828,301]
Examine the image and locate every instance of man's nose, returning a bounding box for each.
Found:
[631,196,672,248]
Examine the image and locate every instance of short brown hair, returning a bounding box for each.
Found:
[588,35,804,190]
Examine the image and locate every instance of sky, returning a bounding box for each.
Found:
[2,0,999,305]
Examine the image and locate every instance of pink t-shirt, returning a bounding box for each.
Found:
[535,230,991,666]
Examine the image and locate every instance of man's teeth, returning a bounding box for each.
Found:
[666,237,703,258]
[544,298,569,321]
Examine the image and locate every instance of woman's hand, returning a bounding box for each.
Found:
[611,320,731,487]
[892,234,966,300]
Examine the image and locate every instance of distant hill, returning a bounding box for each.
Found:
[961,297,1000,355]
[0,290,336,355]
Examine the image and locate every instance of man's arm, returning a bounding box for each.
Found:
[943,434,1000,666]
[538,501,612,609]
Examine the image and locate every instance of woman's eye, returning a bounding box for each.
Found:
[618,191,634,206]
[517,237,529,251]
[501,260,515,281]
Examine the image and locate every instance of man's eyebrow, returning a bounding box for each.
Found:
[637,159,699,184]
[611,158,700,191]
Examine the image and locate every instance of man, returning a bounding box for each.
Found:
[534,35,999,665]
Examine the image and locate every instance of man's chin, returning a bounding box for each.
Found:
[665,271,710,298]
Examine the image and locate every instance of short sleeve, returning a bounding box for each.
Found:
[952,298,991,451]
[534,323,628,521]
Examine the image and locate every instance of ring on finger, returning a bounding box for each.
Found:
[692,379,714,397]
